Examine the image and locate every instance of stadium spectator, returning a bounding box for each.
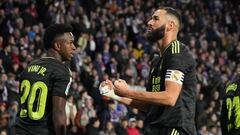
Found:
[65,95,77,135]
[136,118,144,135]
[0,0,238,134]
[127,118,140,135]
[0,101,9,133]
[85,117,100,135]
[7,101,18,135]
[115,117,128,135]
[99,121,116,135]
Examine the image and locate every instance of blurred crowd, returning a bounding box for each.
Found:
[0,0,239,135]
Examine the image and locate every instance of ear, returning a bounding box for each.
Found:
[53,42,61,51]
[166,21,175,32]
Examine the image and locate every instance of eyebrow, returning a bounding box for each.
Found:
[147,15,159,22]
[153,15,159,20]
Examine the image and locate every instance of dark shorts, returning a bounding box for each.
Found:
[144,126,188,135]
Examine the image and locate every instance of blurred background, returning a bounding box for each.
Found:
[0,0,239,135]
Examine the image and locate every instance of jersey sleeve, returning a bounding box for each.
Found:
[163,47,195,84]
[165,53,186,73]
[52,72,72,99]
[164,49,194,74]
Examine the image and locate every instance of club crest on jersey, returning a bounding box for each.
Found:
[165,70,184,84]
[171,71,181,81]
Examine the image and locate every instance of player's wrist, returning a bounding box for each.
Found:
[112,94,121,101]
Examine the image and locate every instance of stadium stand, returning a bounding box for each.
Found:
[0,0,239,135]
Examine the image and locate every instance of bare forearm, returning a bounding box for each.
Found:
[114,80,181,106]
[119,97,149,112]
[53,110,67,135]
[127,90,175,106]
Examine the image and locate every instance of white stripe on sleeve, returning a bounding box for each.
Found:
[65,77,72,95]
[165,69,184,85]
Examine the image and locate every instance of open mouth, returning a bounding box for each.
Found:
[70,52,74,58]
[147,27,153,31]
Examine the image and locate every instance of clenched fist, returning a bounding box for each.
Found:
[114,79,131,96]
[99,80,121,101]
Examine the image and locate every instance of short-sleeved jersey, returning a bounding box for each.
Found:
[221,78,240,135]
[15,57,72,135]
[145,40,197,135]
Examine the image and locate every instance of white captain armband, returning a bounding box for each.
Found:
[165,69,184,85]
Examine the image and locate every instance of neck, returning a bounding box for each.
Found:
[46,49,62,62]
[157,33,177,55]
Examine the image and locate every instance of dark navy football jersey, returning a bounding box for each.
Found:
[221,77,240,135]
[15,57,72,135]
[145,40,197,135]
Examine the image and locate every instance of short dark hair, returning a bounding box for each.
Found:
[43,24,73,50]
[159,7,182,30]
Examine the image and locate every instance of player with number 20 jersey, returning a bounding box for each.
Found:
[15,24,76,135]
[15,58,72,134]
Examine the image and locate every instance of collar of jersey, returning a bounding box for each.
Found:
[161,39,178,56]
[41,57,69,69]
[42,57,57,59]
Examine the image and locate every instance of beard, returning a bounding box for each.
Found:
[146,25,166,42]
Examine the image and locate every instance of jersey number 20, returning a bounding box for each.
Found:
[19,80,48,120]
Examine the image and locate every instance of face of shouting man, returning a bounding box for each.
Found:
[146,9,180,43]
[146,9,167,42]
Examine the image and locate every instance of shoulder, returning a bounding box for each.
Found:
[165,41,195,63]
[163,41,196,73]
[28,58,41,65]
[41,58,71,75]
[165,41,190,56]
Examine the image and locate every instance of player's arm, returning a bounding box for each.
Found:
[115,79,182,106]
[52,96,67,135]
[99,81,149,111]
[115,50,188,106]
[52,67,72,135]
[128,47,190,106]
